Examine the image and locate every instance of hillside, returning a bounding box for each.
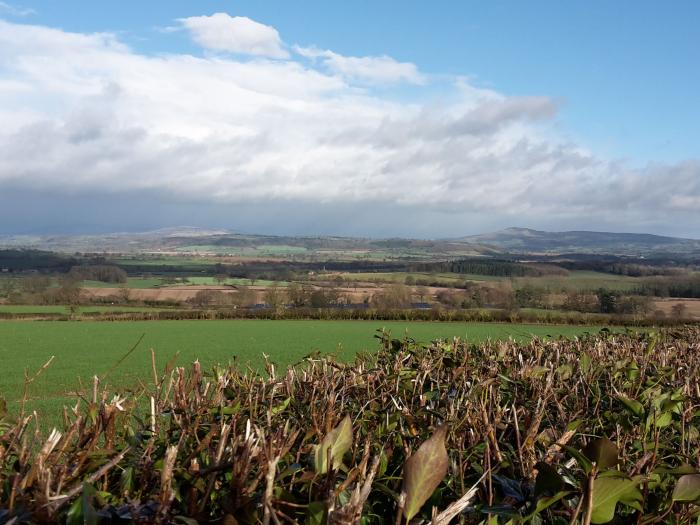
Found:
[459,227,700,255]
[2,226,699,258]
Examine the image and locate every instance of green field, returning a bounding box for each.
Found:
[342,271,500,284]
[81,277,165,288]
[0,320,605,421]
[178,276,290,287]
[515,271,640,292]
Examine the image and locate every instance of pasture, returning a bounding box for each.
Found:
[0,320,604,420]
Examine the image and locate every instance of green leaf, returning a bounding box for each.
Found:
[647,410,673,429]
[645,333,658,357]
[580,353,592,374]
[306,501,327,525]
[617,396,644,418]
[66,484,99,525]
[590,476,642,524]
[556,364,573,380]
[535,462,565,497]
[583,437,619,469]
[314,415,353,474]
[402,426,449,521]
[120,466,134,496]
[523,491,571,519]
[564,445,593,475]
[654,464,697,476]
[271,396,291,416]
[673,474,700,502]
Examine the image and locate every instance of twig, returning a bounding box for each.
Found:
[432,470,488,525]
[46,447,131,512]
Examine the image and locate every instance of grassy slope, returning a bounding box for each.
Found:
[515,270,640,291]
[0,320,605,420]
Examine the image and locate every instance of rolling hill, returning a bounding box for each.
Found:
[458,227,700,255]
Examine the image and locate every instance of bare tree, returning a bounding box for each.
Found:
[671,302,688,319]
[118,283,131,303]
[264,285,285,310]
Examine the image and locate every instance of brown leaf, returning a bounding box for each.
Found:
[403,426,449,521]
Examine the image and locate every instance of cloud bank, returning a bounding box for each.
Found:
[0,16,697,236]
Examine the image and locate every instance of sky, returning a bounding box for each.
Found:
[0,1,698,238]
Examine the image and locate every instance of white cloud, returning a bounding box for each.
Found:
[179,13,288,59]
[0,18,697,235]
[0,1,35,16]
[295,46,424,85]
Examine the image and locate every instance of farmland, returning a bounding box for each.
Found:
[0,320,603,420]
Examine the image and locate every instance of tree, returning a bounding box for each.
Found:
[233,286,255,307]
[214,274,228,286]
[21,274,51,295]
[416,286,430,303]
[596,288,617,314]
[118,283,131,303]
[53,276,82,307]
[264,285,285,310]
[0,278,17,299]
[372,284,411,309]
[671,302,688,319]
[190,289,228,307]
[287,283,310,307]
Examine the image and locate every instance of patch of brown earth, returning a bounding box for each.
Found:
[652,299,700,320]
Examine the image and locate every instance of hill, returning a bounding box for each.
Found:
[1,226,699,259]
[458,227,700,256]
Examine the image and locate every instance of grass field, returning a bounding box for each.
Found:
[0,320,606,421]
[178,276,290,287]
[81,277,165,288]
[342,271,500,284]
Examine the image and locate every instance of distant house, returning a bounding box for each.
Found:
[0,268,9,273]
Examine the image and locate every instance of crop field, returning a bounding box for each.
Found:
[0,320,604,420]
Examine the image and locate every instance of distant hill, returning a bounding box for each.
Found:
[458,227,700,255]
[1,226,698,258]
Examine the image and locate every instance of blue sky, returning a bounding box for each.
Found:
[0,1,698,236]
